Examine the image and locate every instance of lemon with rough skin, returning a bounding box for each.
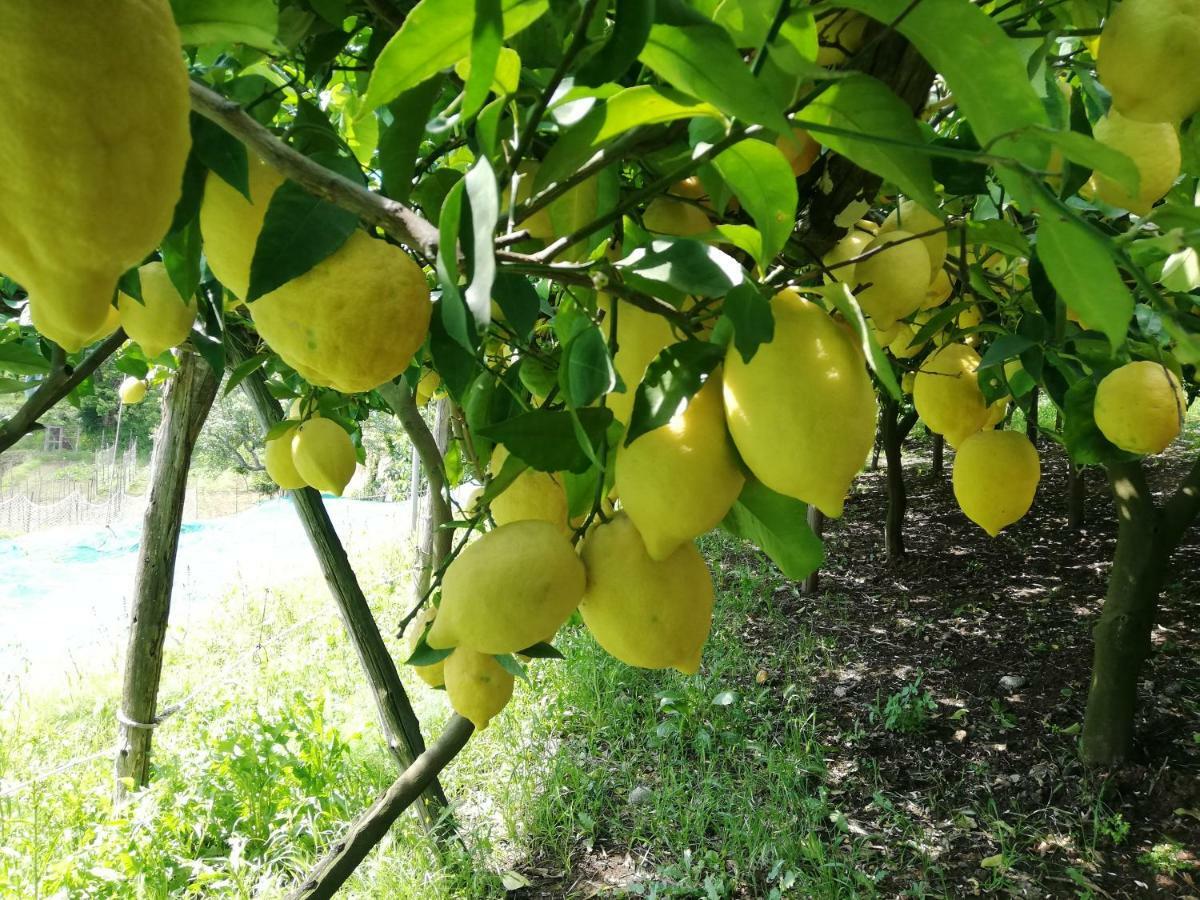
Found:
[579,513,714,674]
[1094,361,1186,455]
[880,201,946,277]
[264,423,307,490]
[1086,112,1180,216]
[117,262,197,359]
[723,288,876,517]
[118,378,148,406]
[488,445,570,534]
[427,520,585,654]
[600,294,678,427]
[953,430,1041,537]
[823,221,878,284]
[1097,0,1200,124]
[0,0,190,352]
[291,417,357,496]
[200,155,286,299]
[443,648,513,730]
[404,606,446,689]
[83,305,123,346]
[250,231,432,393]
[913,343,990,448]
[854,232,931,330]
[616,371,745,561]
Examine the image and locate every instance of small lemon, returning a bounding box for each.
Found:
[776,128,820,177]
[118,377,148,405]
[265,423,307,490]
[290,417,357,496]
[404,606,446,689]
[488,445,570,534]
[643,195,713,237]
[1094,361,1186,455]
[924,269,953,309]
[118,262,197,359]
[444,648,513,730]
[854,232,931,330]
[1087,112,1180,216]
[953,430,1040,536]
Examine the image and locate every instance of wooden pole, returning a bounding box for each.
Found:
[114,351,220,801]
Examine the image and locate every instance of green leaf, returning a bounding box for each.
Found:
[170,0,280,51]
[224,352,270,397]
[639,22,792,135]
[516,641,565,660]
[246,177,359,302]
[365,0,549,109]
[578,0,656,86]
[429,296,479,399]
[0,342,51,376]
[435,181,476,350]
[536,85,723,189]
[493,273,542,340]
[161,218,203,302]
[839,0,1049,171]
[406,630,454,667]
[379,78,445,203]
[0,376,29,394]
[721,282,775,364]
[1031,125,1140,197]
[1061,378,1134,466]
[711,140,798,270]
[494,654,528,681]
[478,407,614,473]
[191,114,250,199]
[462,0,503,121]
[463,156,499,329]
[977,334,1035,370]
[625,340,724,445]
[560,324,616,408]
[817,282,902,401]
[965,220,1031,259]
[721,478,824,579]
[1036,203,1134,349]
[797,73,939,212]
[617,239,745,299]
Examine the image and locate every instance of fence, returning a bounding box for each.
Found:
[0,444,140,534]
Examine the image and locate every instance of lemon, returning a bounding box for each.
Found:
[983,399,1009,429]
[199,154,286,299]
[871,319,903,348]
[264,423,307,490]
[415,369,441,407]
[1097,0,1200,124]
[83,305,123,346]
[118,378,148,405]
[578,513,714,674]
[0,0,190,351]
[443,648,513,730]
[723,288,876,517]
[822,220,878,284]
[404,606,446,689]
[600,294,678,427]
[901,371,916,395]
[957,304,983,333]
[952,430,1040,537]
[616,370,745,561]
[1094,361,1186,455]
[776,128,820,177]
[888,323,927,360]
[913,343,990,448]
[488,445,570,533]
[117,262,197,359]
[880,201,946,277]
[924,269,953,309]
[291,417,357,496]
[816,10,870,67]
[250,231,432,393]
[854,232,931,330]
[643,197,713,237]
[427,520,585,654]
[1086,112,1180,216]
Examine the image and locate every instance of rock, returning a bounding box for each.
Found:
[628,785,652,806]
[999,675,1026,692]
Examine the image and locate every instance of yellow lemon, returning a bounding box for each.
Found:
[200,154,286,299]
[924,269,953,309]
[880,200,946,277]
[404,606,446,689]
[822,220,878,284]
[913,343,990,448]
[443,648,513,730]
[643,196,713,237]
[871,318,903,348]
[427,520,585,654]
[1094,361,1186,455]
[578,513,714,674]
[854,232,931,330]
[616,370,745,561]
[488,445,570,534]
[776,128,821,177]
[117,262,197,359]
[290,417,357,496]
[1097,0,1200,124]
[888,323,927,360]
[952,430,1040,537]
[83,305,123,346]
[901,371,916,395]
[723,288,876,517]
[264,423,307,490]
[983,398,1009,429]
[118,377,148,405]
[1087,112,1180,216]
[250,231,432,393]
[600,294,679,427]
[816,10,870,67]
[415,369,441,407]
[0,0,190,351]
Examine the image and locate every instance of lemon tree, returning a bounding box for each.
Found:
[2,0,1200,889]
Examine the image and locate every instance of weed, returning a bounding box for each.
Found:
[869,675,938,734]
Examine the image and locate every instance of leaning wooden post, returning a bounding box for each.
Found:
[114,351,220,802]
[235,353,452,835]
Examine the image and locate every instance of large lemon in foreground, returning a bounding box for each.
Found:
[723,288,876,517]
[0,0,191,351]
[579,514,714,674]
[953,430,1040,537]
[1097,0,1200,125]
[199,155,287,300]
[1094,361,1186,455]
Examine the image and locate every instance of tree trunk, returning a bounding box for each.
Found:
[931,433,944,478]
[1025,386,1040,447]
[802,506,825,595]
[881,398,907,560]
[870,412,883,471]
[1067,460,1085,531]
[114,352,219,801]
[1081,461,1169,765]
[236,358,452,834]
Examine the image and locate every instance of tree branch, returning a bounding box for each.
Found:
[188,80,441,261]
[285,715,475,900]
[0,330,126,455]
[1159,451,1200,549]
